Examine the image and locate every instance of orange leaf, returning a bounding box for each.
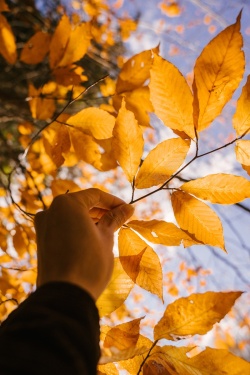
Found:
[20,31,51,64]
[233,75,250,136]
[0,13,17,64]
[49,14,71,69]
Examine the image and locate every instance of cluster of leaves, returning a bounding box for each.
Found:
[0,0,250,373]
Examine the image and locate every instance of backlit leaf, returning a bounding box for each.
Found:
[154,291,242,341]
[150,54,194,138]
[0,0,9,12]
[20,31,51,64]
[171,191,225,251]
[51,179,81,197]
[135,138,190,189]
[97,363,118,375]
[49,14,71,69]
[67,108,115,139]
[233,75,250,136]
[119,228,163,300]
[28,83,56,120]
[57,22,91,67]
[193,12,245,131]
[112,100,144,182]
[119,335,153,375]
[103,317,143,350]
[147,345,250,375]
[97,258,134,317]
[116,49,154,94]
[127,220,190,246]
[235,140,250,166]
[113,86,153,127]
[0,13,17,64]
[181,174,250,203]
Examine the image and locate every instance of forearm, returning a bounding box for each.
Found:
[0,282,100,375]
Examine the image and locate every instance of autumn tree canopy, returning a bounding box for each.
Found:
[0,0,250,373]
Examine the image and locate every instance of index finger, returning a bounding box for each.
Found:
[70,188,126,210]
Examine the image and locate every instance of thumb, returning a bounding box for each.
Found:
[98,204,134,232]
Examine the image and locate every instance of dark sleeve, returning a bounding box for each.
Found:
[0,282,100,375]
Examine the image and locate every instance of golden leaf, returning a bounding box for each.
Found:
[51,179,81,197]
[119,335,152,375]
[28,83,56,120]
[57,22,92,67]
[158,1,181,17]
[171,190,225,251]
[116,49,154,94]
[20,31,51,64]
[147,345,250,375]
[103,317,143,351]
[233,75,250,136]
[97,258,134,317]
[193,12,245,131]
[49,14,71,69]
[0,13,17,64]
[112,100,144,182]
[113,86,153,127]
[97,363,118,375]
[181,174,250,204]
[154,291,242,341]
[128,219,190,246]
[150,54,194,138]
[135,138,190,189]
[235,140,250,166]
[119,228,163,300]
[67,108,115,139]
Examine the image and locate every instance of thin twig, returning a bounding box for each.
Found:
[137,340,158,375]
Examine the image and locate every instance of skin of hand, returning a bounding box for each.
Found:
[34,188,134,300]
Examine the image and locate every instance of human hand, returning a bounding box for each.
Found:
[34,188,134,300]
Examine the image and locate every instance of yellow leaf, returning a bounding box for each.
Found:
[97,363,118,375]
[242,164,250,176]
[49,14,71,69]
[193,12,245,131]
[113,86,153,127]
[67,108,115,139]
[235,140,250,166]
[50,125,71,168]
[0,13,17,64]
[116,49,154,94]
[119,228,163,300]
[150,54,194,138]
[171,190,225,251]
[57,22,92,67]
[103,317,143,350]
[233,76,250,136]
[51,179,81,197]
[28,83,56,120]
[135,138,190,189]
[20,31,51,64]
[181,174,250,204]
[148,345,250,375]
[97,258,134,317]
[154,291,242,341]
[100,345,148,365]
[119,335,153,375]
[112,100,144,182]
[128,219,190,246]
